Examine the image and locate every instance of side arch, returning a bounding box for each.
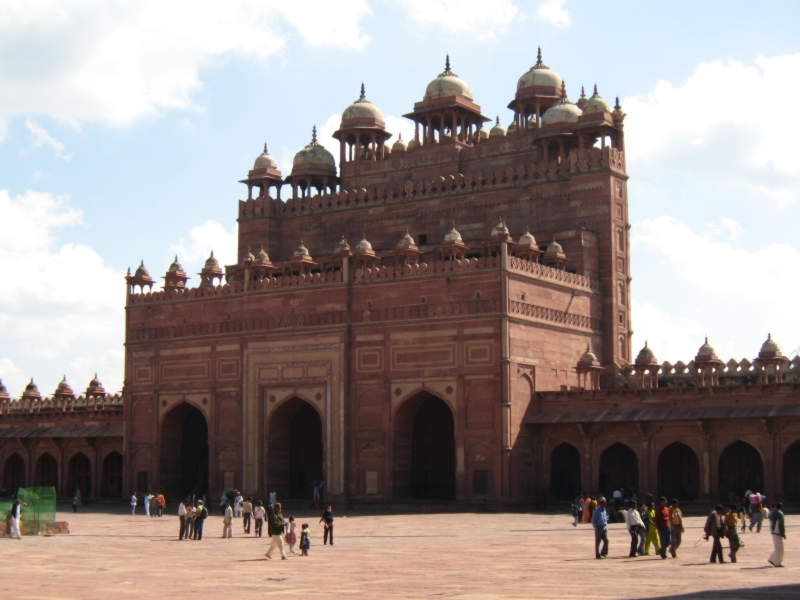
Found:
[598,442,639,497]
[783,440,800,501]
[657,441,699,501]
[551,442,581,501]
[717,440,763,501]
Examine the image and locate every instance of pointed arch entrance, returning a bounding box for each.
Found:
[267,397,323,499]
[599,443,638,497]
[658,442,700,501]
[159,403,209,498]
[68,452,92,497]
[4,453,25,492]
[718,441,762,501]
[102,451,123,497]
[551,442,581,500]
[784,441,800,501]
[393,392,455,499]
[35,453,58,488]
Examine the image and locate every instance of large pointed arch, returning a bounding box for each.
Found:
[159,401,209,499]
[551,442,581,500]
[718,440,763,501]
[598,442,638,497]
[657,441,699,501]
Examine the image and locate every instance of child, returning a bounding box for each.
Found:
[300,523,310,556]
[285,516,297,553]
[571,499,581,527]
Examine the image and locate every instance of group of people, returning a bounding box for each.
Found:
[129,492,167,517]
[580,492,787,567]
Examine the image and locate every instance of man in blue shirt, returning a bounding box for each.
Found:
[592,498,609,558]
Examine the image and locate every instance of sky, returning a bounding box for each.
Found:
[1,0,799,396]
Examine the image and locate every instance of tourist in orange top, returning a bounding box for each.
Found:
[654,497,672,559]
[157,492,166,517]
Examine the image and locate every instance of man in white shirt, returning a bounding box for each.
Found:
[234,492,243,519]
[178,499,188,540]
[8,499,26,540]
[626,499,645,557]
[144,492,152,517]
[222,500,233,538]
[130,494,137,516]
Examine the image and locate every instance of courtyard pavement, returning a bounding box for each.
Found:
[0,505,796,599]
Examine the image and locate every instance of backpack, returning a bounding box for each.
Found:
[197,506,208,520]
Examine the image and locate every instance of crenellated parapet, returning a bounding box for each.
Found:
[0,393,123,415]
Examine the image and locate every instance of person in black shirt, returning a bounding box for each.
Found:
[319,506,334,546]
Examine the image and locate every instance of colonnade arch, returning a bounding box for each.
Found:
[159,402,209,498]
[34,453,58,488]
[267,397,323,499]
[598,442,638,497]
[102,451,124,498]
[3,453,25,492]
[657,442,700,501]
[550,442,581,500]
[717,440,763,501]
[783,440,800,501]
[68,452,92,497]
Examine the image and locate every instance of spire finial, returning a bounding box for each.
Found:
[586,342,591,352]
[311,125,317,144]
[705,335,709,344]
[644,340,649,348]
[451,220,456,230]
[537,46,542,64]
[263,142,267,153]
[359,82,365,101]
[593,83,598,96]
[614,96,621,110]
[561,80,566,96]
[398,132,402,141]
[139,259,144,267]
[62,374,66,382]
[496,116,500,125]
[210,250,214,258]
[174,254,178,262]
[580,85,586,99]
[767,333,772,340]
[446,54,450,72]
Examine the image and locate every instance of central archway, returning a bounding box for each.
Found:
[393,392,455,500]
[658,442,700,501]
[34,453,58,488]
[599,443,638,497]
[718,440,762,501]
[159,403,209,499]
[68,452,92,497]
[267,398,323,499]
[102,451,123,498]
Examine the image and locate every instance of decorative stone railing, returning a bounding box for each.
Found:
[509,300,601,332]
[0,393,124,415]
[239,146,625,220]
[508,257,601,293]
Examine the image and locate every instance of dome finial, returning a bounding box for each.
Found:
[561,80,566,96]
[398,132,402,141]
[580,85,586,99]
[537,46,542,65]
[359,82,365,101]
[496,116,500,125]
[210,250,214,258]
[445,53,451,72]
[593,83,598,96]
[614,96,621,110]
[311,125,318,144]
[767,332,772,340]
[263,142,267,153]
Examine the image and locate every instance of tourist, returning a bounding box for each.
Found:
[669,499,684,557]
[643,502,660,556]
[625,499,645,557]
[703,504,727,563]
[320,505,334,546]
[300,522,310,556]
[612,487,623,512]
[8,499,26,540]
[156,491,166,517]
[581,495,590,523]
[149,493,157,517]
[724,504,741,562]
[748,491,764,532]
[767,502,786,567]
[234,490,244,519]
[571,498,581,527]
[265,502,287,559]
[178,498,188,540]
[253,500,265,538]
[193,500,207,540]
[72,488,81,513]
[285,516,297,553]
[130,493,137,516]
[186,502,196,540]
[219,490,228,516]
[242,497,253,534]
[266,500,275,537]
[591,498,609,559]
[655,497,672,559]
[144,492,152,517]
[222,500,233,538]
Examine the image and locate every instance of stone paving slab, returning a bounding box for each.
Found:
[0,506,795,599]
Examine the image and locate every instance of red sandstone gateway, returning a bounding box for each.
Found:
[1,51,798,507]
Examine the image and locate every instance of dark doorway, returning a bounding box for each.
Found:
[393,393,455,499]
[68,453,92,498]
[658,442,700,501]
[159,403,209,499]
[784,441,800,501]
[551,442,581,500]
[268,398,323,499]
[102,451,123,497]
[718,440,763,501]
[4,453,25,493]
[599,443,639,497]
[35,453,58,488]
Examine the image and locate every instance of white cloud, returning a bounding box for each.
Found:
[0,190,125,397]
[624,54,800,206]
[0,0,373,136]
[25,119,71,161]
[169,220,239,278]
[537,0,570,28]
[400,0,519,41]
[631,215,800,362]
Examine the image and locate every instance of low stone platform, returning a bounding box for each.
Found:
[0,506,795,599]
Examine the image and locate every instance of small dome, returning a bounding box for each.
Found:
[334,236,350,253]
[293,127,336,169]
[0,379,7,394]
[293,240,310,257]
[342,83,384,122]
[507,120,518,134]
[204,251,220,270]
[25,378,38,393]
[57,376,70,390]
[443,222,462,243]
[580,345,598,363]
[89,374,102,387]
[168,255,183,272]
[518,227,537,247]
[635,341,657,365]
[355,235,373,252]
[134,261,150,278]
[398,229,415,247]
[491,219,510,237]
[477,126,489,141]
[542,84,582,125]
[244,246,255,262]
[255,246,269,261]
[696,336,718,361]
[517,47,563,92]
[424,55,473,102]
[759,333,783,358]
[489,117,506,138]
[583,84,611,115]
[392,134,407,153]
[546,239,563,254]
[406,138,419,151]
[253,143,277,170]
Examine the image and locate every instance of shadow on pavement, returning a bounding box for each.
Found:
[636,584,800,599]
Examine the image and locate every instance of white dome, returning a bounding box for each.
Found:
[443,223,462,242]
[583,84,611,115]
[517,48,562,92]
[293,241,310,257]
[293,127,336,169]
[355,235,373,251]
[489,117,506,138]
[392,134,407,153]
[424,56,473,102]
[542,86,582,125]
[342,83,385,122]
[253,143,277,169]
[518,228,537,247]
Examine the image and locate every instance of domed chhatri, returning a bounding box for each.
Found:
[0,379,8,401]
[443,222,463,243]
[518,227,537,248]
[515,227,541,262]
[164,255,189,290]
[516,47,563,93]
[490,218,510,239]
[55,375,75,398]
[695,336,719,361]
[424,55,473,102]
[254,246,270,262]
[397,228,416,248]
[134,260,150,279]
[293,126,336,171]
[542,81,583,125]
[199,251,223,288]
[334,235,351,254]
[489,116,506,139]
[22,377,41,400]
[392,133,407,153]
[635,341,658,366]
[354,233,373,252]
[293,240,310,257]
[86,373,106,397]
[341,83,385,123]
[758,333,783,359]
[204,251,220,270]
[168,255,184,272]
[253,142,278,170]
[582,84,611,115]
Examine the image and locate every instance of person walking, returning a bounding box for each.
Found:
[72,489,81,513]
[669,499,684,558]
[193,500,207,540]
[571,498,581,527]
[591,498,609,559]
[655,497,672,559]
[320,505,334,546]
[149,493,158,518]
[253,500,265,538]
[242,497,253,534]
[724,504,741,562]
[234,491,243,519]
[8,499,26,540]
[748,491,765,532]
[265,502,287,560]
[299,522,310,556]
[626,499,645,557]
[285,516,297,554]
[130,493,138,516]
[644,502,660,556]
[144,492,152,517]
[178,498,188,540]
[768,502,786,567]
[704,504,727,563]
[219,491,228,516]
[156,492,165,517]
[186,502,196,540]
[222,500,233,538]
